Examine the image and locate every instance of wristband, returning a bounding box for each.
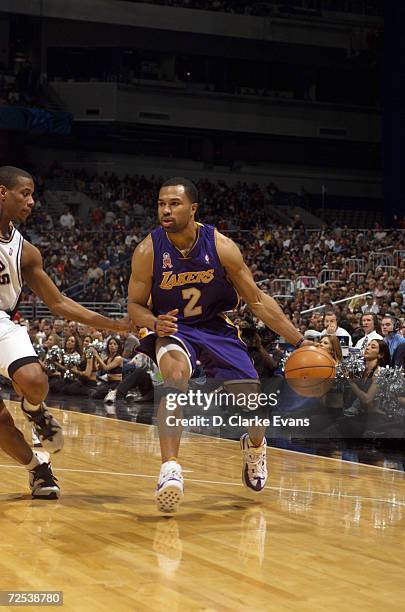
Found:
[294,337,305,349]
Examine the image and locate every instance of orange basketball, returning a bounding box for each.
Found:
[284,346,336,398]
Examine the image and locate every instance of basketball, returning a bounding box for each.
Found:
[284,346,336,397]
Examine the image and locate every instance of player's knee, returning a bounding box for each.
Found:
[13,364,49,402]
[163,368,189,390]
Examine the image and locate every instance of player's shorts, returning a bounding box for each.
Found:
[137,315,258,381]
[0,317,39,380]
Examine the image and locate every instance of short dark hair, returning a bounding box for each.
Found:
[361,312,380,332]
[0,166,33,189]
[161,177,198,203]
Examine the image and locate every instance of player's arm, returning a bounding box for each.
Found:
[21,241,130,333]
[127,236,177,336]
[216,232,304,346]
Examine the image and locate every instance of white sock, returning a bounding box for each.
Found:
[23,398,41,412]
[24,452,40,471]
[248,436,265,448]
[24,450,49,471]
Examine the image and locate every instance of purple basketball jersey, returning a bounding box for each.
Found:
[151,223,238,324]
[138,222,258,380]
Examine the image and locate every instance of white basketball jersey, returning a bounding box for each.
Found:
[0,226,24,319]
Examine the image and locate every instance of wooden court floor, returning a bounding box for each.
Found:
[0,400,404,611]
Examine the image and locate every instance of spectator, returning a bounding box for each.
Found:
[64,335,99,396]
[381,315,405,360]
[90,337,124,401]
[355,313,383,351]
[59,207,75,230]
[320,311,353,347]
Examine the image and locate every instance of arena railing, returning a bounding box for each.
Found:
[318,269,342,284]
[295,276,319,290]
[270,279,295,296]
[18,301,123,320]
[344,258,367,274]
[375,265,399,276]
[369,252,394,267]
[393,250,405,267]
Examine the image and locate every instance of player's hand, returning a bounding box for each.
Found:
[155,309,178,337]
[108,315,134,333]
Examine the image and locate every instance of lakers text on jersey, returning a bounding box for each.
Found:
[151,223,238,325]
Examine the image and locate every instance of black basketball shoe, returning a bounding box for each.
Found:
[29,456,60,500]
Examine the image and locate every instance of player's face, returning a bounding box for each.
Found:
[2,176,35,222]
[157,185,197,233]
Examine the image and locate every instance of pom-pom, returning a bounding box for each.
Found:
[336,353,366,379]
[44,345,64,372]
[63,353,82,380]
[33,344,46,360]
[84,340,105,359]
[375,366,405,418]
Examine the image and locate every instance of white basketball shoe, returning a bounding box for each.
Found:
[240,434,268,492]
[155,460,184,513]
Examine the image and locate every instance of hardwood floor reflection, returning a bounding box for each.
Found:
[0,400,404,611]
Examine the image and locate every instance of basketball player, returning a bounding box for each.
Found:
[0,166,131,498]
[128,177,308,512]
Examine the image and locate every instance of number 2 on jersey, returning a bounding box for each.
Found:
[182,288,202,318]
[0,259,10,285]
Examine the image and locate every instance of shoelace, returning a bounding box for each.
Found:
[33,465,59,486]
[161,465,182,483]
[245,449,266,478]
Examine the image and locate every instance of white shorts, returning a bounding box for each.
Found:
[0,317,38,380]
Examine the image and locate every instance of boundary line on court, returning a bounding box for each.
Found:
[5,399,405,476]
[0,462,402,507]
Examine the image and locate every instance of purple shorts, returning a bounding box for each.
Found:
[137,317,258,380]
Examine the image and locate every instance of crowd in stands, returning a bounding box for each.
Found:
[4,164,404,419]
[22,170,405,333]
